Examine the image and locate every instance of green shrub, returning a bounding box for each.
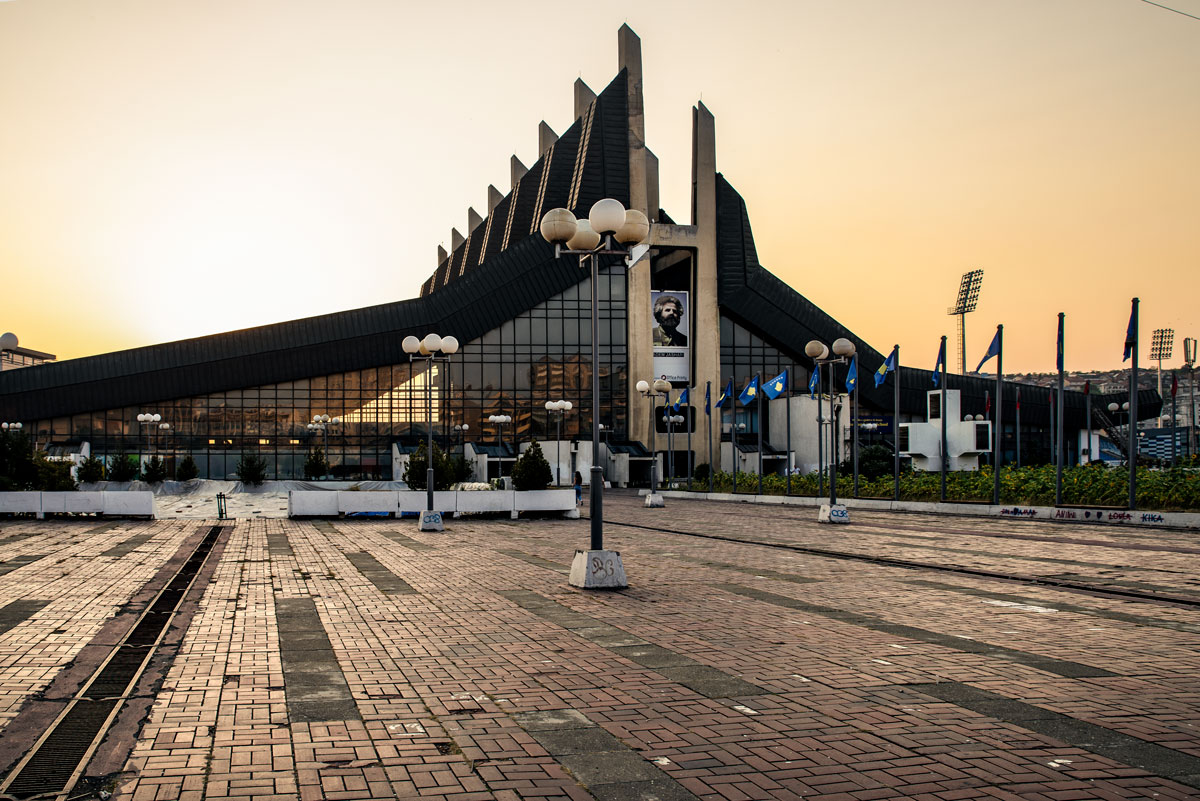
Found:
[176,455,199,482]
[0,430,36,491]
[35,453,76,491]
[107,452,140,482]
[511,440,552,492]
[303,447,328,480]
[143,455,167,484]
[236,453,268,486]
[693,462,711,484]
[402,442,455,490]
[76,455,105,484]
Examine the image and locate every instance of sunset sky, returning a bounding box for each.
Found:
[1,0,1196,374]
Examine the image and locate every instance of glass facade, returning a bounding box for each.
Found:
[719,316,809,438]
[44,265,629,480]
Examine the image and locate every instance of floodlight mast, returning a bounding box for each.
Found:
[947,269,984,375]
[1151,329,1174,428]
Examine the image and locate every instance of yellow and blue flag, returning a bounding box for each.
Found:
[704,383,711,416]
[808,369,819,398]
[763,369,789,400]
[845,356,858,393]
[1123,302,1137,362]
[672,386,689,412]
[932,339,945,387]
[715,378,734,409]
[874,351,896,389]
[738,375,760,406]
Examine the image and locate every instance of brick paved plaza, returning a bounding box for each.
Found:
[0,493,1198,800]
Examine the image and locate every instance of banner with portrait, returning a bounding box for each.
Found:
[650,290,690,383]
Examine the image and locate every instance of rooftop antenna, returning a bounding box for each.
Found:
[1150,328,1174,428]
[947,269,984,375]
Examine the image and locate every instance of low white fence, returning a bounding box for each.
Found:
[288,489,578,519]
[0,491,156,519]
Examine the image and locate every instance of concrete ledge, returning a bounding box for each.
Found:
[514,489,576,515]
[337,490,398,516]
[646,490,1200,530]
[0,491,155,518]
[397,491,456,514]
[42,492,104,514]
[101,491,156,518]
[288,490,339,517]
[0,492,41,515]
[456,491,514,515]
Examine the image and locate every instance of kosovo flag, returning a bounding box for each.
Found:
[874,350,896,389]
[845,356,858,393]
[1123,302,1137,362]
[715,378,734,409]
[738,375,760,406]
[1056,314,1065,373]
[704,383,711,416]
[932,339,945,387]
[975,329,1001,373]
[763,369,789,400]
[808,369,819,398]
[672,386,689,412]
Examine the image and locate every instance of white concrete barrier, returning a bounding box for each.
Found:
[455,491,514,515]
[337,491,398,516]
[0,492,41,515]
[42,492,104,514]
[397,491,457,514]
[101,491,156,518]
[513,489,577,517]
[288,491,339,517]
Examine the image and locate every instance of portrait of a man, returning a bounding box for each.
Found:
[652,293,688,347]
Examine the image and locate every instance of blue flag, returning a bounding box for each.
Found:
[845,356,858,393]
[672,386,689,412]
[1123,303,1137,362]
[1056,314,1065,373]
[975,329,1001,373]
[738,375,760,406]
[933,339,945,387]
[763,369,789,400]
[704,383,711,416]
[715,378,733,409]
[874,350,896,389]
[808,369,819,398]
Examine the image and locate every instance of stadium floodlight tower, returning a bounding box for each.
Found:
[947,269,984,375]
[1150,329,1174,429]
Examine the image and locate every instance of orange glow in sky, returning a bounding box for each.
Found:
[1,0,1196,374]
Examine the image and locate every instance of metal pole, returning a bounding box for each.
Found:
[707,380,714,494]
[1056,312,1065,505]
[1016,387,1022,469]
[757,372,763,495]
[852,373,859,498]
[817,366,824,498]
[667,398,674,485]
[732,411,738,494]
[993,325,1003,506]
[686,391,693,491]
[830,400,840,505]
[1191,364,1196,459]
[893,345,900,501]
[556,412,562,486]
[426,357,434,512]
[940,336,948,503]
[1171,372,1178,468]
[588,252,603,551]
[786,367,793,496]
[1129,298,1139,510]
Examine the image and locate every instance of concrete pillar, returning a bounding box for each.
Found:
[646,148,660,223]
[451,228,465,251]
[574,78,597,119]
[437,245,448,267]
[692,101,720,470]
[538,121,558,158]
[487,185,503,213]
[620,24,655,451]
[468,207,483,232]
[511,155,527,188]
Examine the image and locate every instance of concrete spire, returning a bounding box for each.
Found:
[538,121,558,158]
[574,78,597,119]
[510,155,527,188]
[618,24,648,216]
[437,245,448,265]
[692,99,720,472]
[646,148,660,222]
[468,207,483,232]
[451,228,464,251]
[487,185,503,213]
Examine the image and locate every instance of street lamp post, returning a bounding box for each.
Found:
[487,414,512,478]
[731,422,746,491]
[454,423,469,460]
[540,199,648,589]
[136,413,163,475]
[545,400,573,486]
[805,337,857,522]
[636,379,671,507]
[403,333,459,530]
[1109,401,1130,464]
[307,415,342,477]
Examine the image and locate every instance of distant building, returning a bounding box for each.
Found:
[0,333,55,371]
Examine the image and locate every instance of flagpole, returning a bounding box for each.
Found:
[686,386,693,491]
[940,336,948,503]
[1129,297,1139,510]
[757,372,764,495]
[852,357,860,498]
[993,324,1003,506]
[1171,372,1178,468]
[817,367,824,498]
[892,345,900,502]
[706,381,713,493]
[1016,387,1021,469]
[1056,312,1065,507]
[786,366,793,496]
[830,363,838,504]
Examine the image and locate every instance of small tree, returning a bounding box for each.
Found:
[107,452,140,482]
[0,430,36,491]
[236,453,268,486]
[176,455,199,482]
[511,440,552,491]
[35,453,76,491]
[402,442,455,491]
[304,447,328,480]
[76,455,105,484]
[143,455,168,484]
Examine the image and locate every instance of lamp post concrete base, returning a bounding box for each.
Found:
[818,504,849,523]
[568,550,627,589]
[644,493,665,508]
[418,510,444,531]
